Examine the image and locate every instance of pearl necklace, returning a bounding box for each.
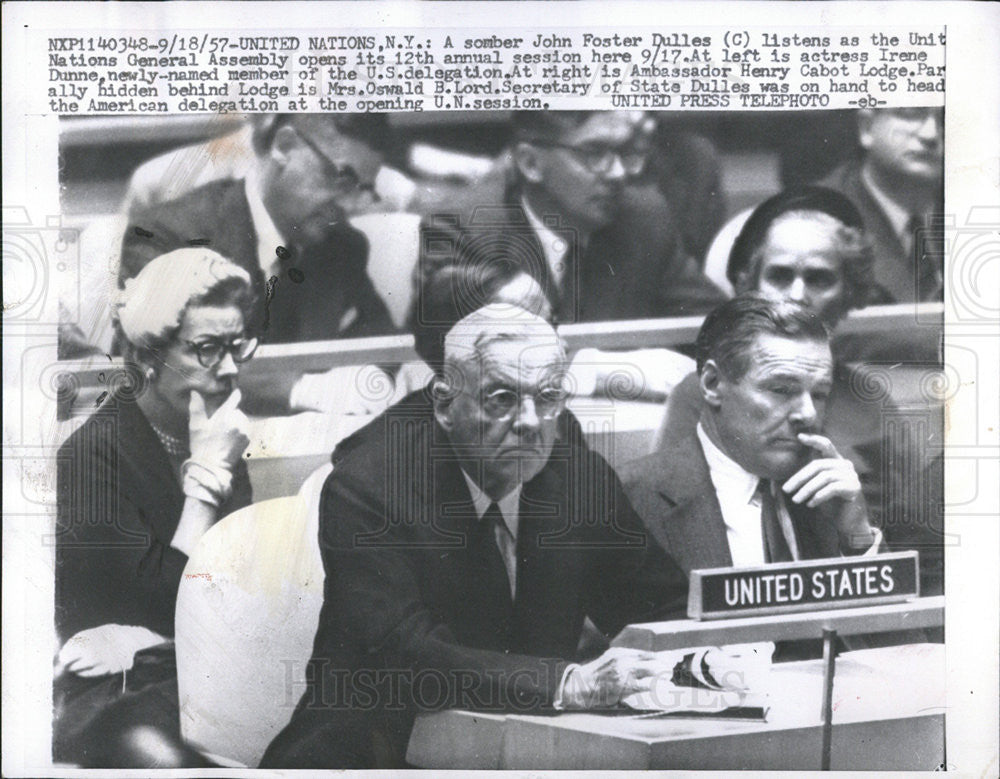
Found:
[150,423,188,457]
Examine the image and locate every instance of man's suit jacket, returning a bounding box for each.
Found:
[820,161,943,304]
[619,432,843,577]
[262,389,688,768]
[120,179,394,344]
[416,183,725,325]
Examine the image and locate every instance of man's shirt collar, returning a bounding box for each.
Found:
[244,167,286,279]
[521,196,570,287]
[460,469,521,541]
[696,422,761,507]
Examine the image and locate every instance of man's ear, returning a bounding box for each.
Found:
[512,142,545,185]
[270,124,298,167]
[431,378,454,431]
[700,360,725,409]
[856,109,875,152]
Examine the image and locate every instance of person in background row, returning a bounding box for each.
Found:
[400,251,695,408]
[55,249,255,767]
[654,187,881,450]
[650,188,943,594]
[123,116,421,217]
[819,107,944,304]
[261,304,690,768]
[417,110,726,327]
[120,114,397,415]
[623,294,884,577]
[645,116,728,266]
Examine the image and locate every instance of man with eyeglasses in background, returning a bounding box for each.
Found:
[120,114,397,413]
[262,302,690,768]
[417,111,725,326]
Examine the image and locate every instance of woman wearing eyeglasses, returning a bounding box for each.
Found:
[54,248,257,767]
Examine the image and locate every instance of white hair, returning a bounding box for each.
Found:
[441,303,565,371]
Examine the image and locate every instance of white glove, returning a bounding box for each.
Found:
[183,389,250,507]
[556,647,666,709]
[56,624,166,677]
[289,365,395,416]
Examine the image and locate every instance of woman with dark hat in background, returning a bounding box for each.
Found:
[651,186,942,597]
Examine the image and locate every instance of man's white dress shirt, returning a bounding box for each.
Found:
[696,423,881,565]
[243,168,287,280]
[522,197,570,291]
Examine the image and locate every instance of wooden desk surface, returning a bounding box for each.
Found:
[406,643,945,771]
[613,597,945,651]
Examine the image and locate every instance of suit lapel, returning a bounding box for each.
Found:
[841,168,915,302]
[644,436,734,574]
[501,188,571,322]
[512,459,584,656]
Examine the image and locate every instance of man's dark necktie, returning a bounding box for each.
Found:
[907,212,944,301]
[469,502,514,642]
[759,480,793,563]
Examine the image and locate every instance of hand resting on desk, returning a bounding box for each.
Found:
[558,643,775,711]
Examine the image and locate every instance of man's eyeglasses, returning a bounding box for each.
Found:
[530,139,648,176]
[294,128,375,195]
[185,337,259,368]
[479,385,568,421]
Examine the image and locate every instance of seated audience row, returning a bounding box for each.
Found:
[54,108,945,768]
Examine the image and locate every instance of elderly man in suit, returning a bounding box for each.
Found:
[261,303,689,768]
[623,294,883,576]
[417,111,725,326]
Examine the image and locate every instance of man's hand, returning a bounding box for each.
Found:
[782,433,875,548]
[55,624,166,677]
[557,647,667,709]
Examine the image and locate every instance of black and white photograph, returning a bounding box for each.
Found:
[3,2,998,775]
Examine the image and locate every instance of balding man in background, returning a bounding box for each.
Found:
[121,113,396,345]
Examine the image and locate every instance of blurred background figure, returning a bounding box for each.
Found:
[418,110,725,326]
[119,114,403,415]
[644,115,728,266]
[652,187,943,595]
[819,107,944,303]
[55,249,256,766]
[121,113,396,344]
[123,116,420,217]
[705,107,944,307]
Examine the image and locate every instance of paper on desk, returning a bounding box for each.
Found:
[621,643,774,715]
